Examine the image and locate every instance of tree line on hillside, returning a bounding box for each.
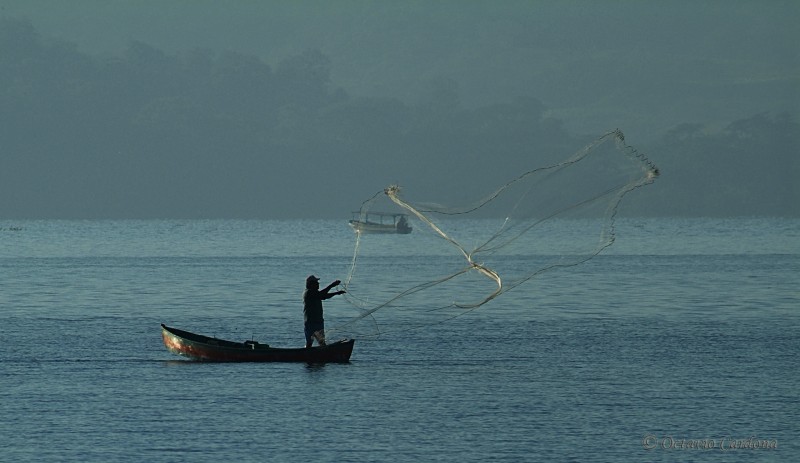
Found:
[1,18,797,218]
[637,113,798,217]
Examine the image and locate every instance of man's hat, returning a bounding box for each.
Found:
[306,275,320,285]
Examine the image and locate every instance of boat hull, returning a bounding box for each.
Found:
[161,324,354,363]
[348,220,412,234]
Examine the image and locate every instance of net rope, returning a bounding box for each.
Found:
[331,129,658,339]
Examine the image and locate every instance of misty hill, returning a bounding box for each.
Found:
[0,17,797,218]
[5,2,798,138]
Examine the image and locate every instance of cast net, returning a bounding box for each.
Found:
[329,129,658,338]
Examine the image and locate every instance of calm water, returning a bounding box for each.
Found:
[1,218,798,462]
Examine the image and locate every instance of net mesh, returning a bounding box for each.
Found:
[331,129,658,338]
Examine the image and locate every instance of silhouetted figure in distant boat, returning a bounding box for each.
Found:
[303,275,345,348]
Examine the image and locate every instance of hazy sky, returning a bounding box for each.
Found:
[3,0,798,137]
[1,1,798,218]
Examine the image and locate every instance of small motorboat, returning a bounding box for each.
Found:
[348,212,412,234]
[161,324,354,363]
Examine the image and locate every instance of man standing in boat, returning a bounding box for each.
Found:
[303,275,346,348]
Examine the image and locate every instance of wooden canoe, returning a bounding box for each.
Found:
[161,324,354,363]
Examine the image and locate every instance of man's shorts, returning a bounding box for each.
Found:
[304,321,325,345]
